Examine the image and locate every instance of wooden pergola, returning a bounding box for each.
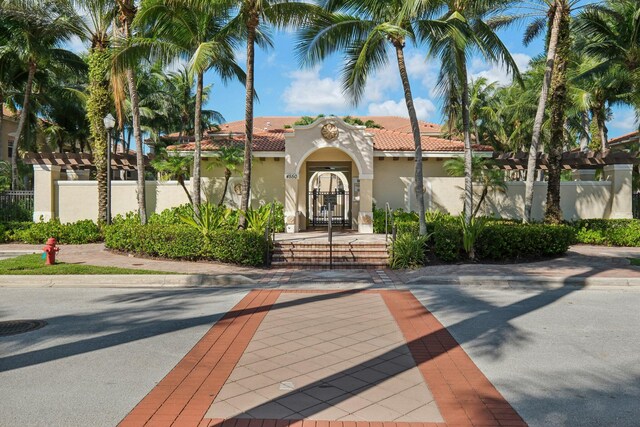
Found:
[490,150,640,171]
[22,152,154,171]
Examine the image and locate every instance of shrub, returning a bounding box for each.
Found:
[105,222,267,266]
[475,223,575,260]
[572,219,640,246]
[0,221,31,243]
[433,222,463,262]
[460,215,488,260]
[13,219,102,244]
[391,233,429,269]
[148,204,193,225]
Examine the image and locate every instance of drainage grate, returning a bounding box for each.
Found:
[0,320,47,337]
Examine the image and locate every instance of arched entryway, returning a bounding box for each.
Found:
[283,116,375,233]
[306,163,352,228]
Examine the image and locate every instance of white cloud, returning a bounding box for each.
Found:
[405,53,441,98]
[280,50,442,114]
[471,53,532,86]
[64,35,87,54]
[608,108,638,136]
[281,67,351,112]
[235,48,247,65]
[367,98,436,121]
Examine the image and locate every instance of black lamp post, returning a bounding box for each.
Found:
[103,113,115,224]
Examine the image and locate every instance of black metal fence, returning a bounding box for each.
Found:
[634,193,640,219]
[0,191,34,222]
[309,189,349,227]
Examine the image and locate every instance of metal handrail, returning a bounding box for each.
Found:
[264,201,276,267]
[385,202,393,241]
[328,202,333,270]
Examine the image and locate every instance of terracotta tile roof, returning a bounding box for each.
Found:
[213,116,441,135]
[168,128,492,153]
[167,131,287,152]
[608,131,639,146]
[368,129,492,152]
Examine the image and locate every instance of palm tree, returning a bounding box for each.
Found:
[577,0,640,135]
[79,0,117,222]
[210,145,244,206]
[113,0,149,224]
[298,0,447,235]
[424,0,521,225]
[0,0,83,189]
[544,0,571,224]
[120,0,245,211]
[152,151,194,204]
[201,0,318,227]
[444,155,507,218]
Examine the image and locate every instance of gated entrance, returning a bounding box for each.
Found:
[306,162,352,228]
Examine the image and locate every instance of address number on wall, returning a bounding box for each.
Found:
[285,173,299,179]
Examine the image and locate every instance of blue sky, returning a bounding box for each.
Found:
[202,20,636,140]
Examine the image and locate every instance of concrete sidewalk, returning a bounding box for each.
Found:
[1,243,640,289]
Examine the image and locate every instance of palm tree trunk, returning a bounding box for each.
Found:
[0,94,4,164]
[524,1,563,222]
[580,110,590,151]
[460,54,473,226]
[87,47,110,223]
[394,43,427,235]
[119,7,148,224]
[240,16,258,227]
[472,185,489,219]
[597,106,607,151]
[219,168,231,206]
[193,71,204,208]
[178,176,193,205]
[11,61,36,190]
[544,1,570,224]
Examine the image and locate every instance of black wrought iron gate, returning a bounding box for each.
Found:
[309,189,349,227]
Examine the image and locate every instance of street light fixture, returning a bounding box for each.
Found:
[103,114,115,224]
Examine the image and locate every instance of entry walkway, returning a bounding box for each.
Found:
[119,290,525,427]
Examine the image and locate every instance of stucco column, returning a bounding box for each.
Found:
[33,164,61,222]
[358,177,373,233]
[571,169,597,181]
[604,164,633,219]
[285,175,299,233]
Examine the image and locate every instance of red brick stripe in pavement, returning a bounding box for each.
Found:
[119,290,526,427]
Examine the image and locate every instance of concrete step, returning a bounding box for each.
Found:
[271,241,390,269]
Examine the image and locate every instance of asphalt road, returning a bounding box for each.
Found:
[1,285,639,426]
[410,285,640,427]
[0,287,247,427]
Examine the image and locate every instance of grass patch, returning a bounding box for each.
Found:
[629,258,640,266]
[0,254,168,275]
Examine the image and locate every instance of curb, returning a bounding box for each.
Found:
[405,275,640,288]
[0,274,258,288]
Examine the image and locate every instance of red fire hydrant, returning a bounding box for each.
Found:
[43,238,59,265]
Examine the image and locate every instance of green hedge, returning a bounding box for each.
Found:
[572,219,640,246]
[104,223,267,266]
[7,219,103,244]
[396,221,574,265]
[475,223,575,261]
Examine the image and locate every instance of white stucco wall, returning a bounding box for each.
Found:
[427,178,613,222]
[55,181,191,223]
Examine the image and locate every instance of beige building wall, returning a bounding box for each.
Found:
[202,157,285,208]
[1,116,18,162]
[372,158,453,211]
[428,178,613,221]
[55,181,191,223]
